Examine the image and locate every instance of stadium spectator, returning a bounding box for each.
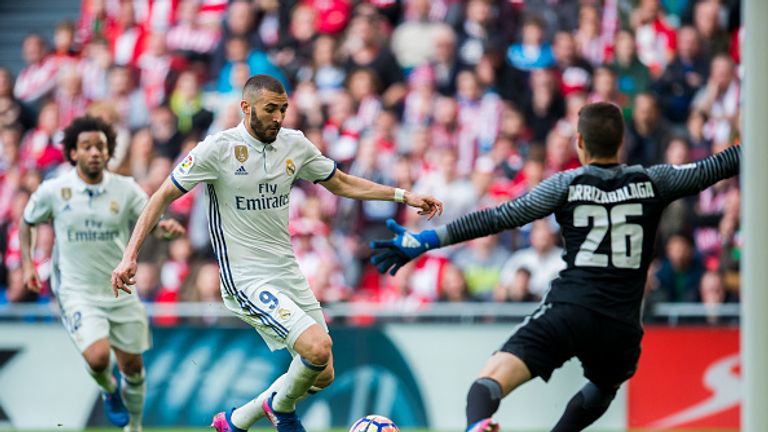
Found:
[455,0,500,67]
[342,12,405,107]
[430,25,468,96]
[296,35,346,104]
[14,34,60,108]
[552,31,593,97]
[573,4,607,67]
[691,54,739,145]
[586,66,628,109]
[19,102,64,176]
[631,0,677,76]
[413,148,478,227]
[497,220,565,301]
[79,37,113,101]
[210,0,259,78]
[108,0,146,66]
[507,15,555,71]
[693,0,731,58]
[54,65,91,128]
[610,30,651,111]
[166,0,221,62]
[654,233,706,302]
[451,235,509,302]
[699,270,734,324]
[622,92,671,166]
[390,0,446,70]
[0,68,26,130]
[654,25,709,123]
[523,68,565,143]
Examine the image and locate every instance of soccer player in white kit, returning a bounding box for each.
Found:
[111,75,443,432]
[19,116,185,432]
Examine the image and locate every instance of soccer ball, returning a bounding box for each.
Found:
[349,415,400,432]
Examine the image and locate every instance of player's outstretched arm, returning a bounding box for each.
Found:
[370,171,571,275]
[112,178,184,297]
[18,220,41,293]
[647,144,741,203]
[319,169,443,220]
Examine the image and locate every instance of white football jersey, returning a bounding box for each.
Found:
[171,122,336,308]
[23,169,148,304]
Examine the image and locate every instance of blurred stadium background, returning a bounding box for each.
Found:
[0,0,744,430]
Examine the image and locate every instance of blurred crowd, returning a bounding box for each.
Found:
[0,0,743,322]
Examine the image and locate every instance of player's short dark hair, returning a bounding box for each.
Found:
[61,116,116,165]
[243,74,286,100]
[577,102,624,158]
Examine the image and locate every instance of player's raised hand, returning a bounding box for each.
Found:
[403,192,443,220]
[111,258,137,297]
[156,218,186,240]
[22,264,42,293]
[369,219,441,275]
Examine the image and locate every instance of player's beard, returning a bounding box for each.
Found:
[80,158,104,181]
[249,108,280,144]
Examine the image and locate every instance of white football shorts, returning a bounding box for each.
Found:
[222,283,328,354]
[57,291,151,354]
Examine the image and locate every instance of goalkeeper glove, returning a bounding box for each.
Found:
[370,218,441,275]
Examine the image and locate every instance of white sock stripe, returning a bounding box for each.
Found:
[299,356,326,371]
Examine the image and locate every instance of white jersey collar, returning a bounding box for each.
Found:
[237,121,275,153]
[71,168,110,194]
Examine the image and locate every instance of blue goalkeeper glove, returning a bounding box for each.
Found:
[370,219,441,275]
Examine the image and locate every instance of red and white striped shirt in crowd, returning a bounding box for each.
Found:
[112,25,146,66]
[197,0,227,25]
[55,90,91,128]
[138,53,172,108]
[13,56,61,103]
[78,58,110,100]
[166,23,220,55]
[354,96,382,132]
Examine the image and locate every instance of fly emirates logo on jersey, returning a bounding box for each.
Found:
[66,218,119,242]
[235,183,289,211]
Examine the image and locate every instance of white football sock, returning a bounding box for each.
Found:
[121,369,145,432]
[231,374,286,429]
[272,356,325,413]
[231,373,323,429]
[87,360,117,394]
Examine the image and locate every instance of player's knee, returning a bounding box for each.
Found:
[120,355,144,377]
[580,382,617,410]
[314,365,335,389]
[303,335,332,366]
[84,348,111,373]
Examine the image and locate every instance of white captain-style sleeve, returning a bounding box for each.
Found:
[23,181,55,225]
[125,178,149,222]
[296,134,337,183]
[170,135,221,193]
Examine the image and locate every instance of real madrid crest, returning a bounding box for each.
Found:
[60,187,72,200]
[285,159,296,176]
[110,200,119,214]
[278,308,292,320]
[235,145,249,163]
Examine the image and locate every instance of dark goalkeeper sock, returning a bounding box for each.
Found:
[466,377,502,427]
[551,382,616,432]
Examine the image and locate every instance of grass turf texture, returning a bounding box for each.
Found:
[55,428,739,432]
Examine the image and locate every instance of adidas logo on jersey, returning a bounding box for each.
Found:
[235,165,249,176]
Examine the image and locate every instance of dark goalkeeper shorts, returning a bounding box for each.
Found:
[500,302,643,388]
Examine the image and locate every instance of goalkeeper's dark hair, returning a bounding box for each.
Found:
[577,102,624,158]
[243,74,286,101]
[61,115,117,165]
